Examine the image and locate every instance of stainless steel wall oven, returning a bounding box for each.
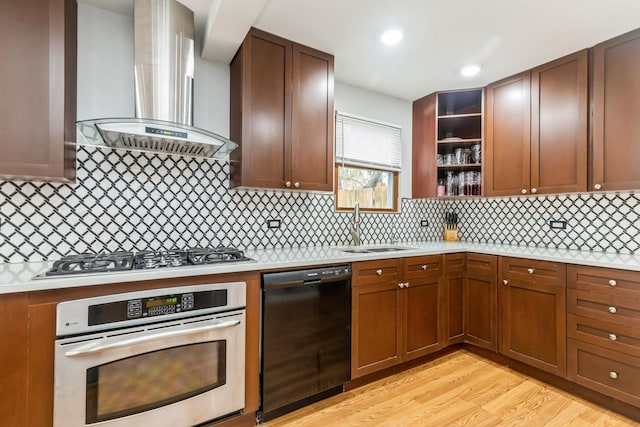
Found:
[53,282,246,427]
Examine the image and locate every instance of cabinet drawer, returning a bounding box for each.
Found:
[404,255,442,279]
[444,253,465,275]
[466,253,497,279]
[568,288,640,328]
[568,265,640,300]
[568,314,640,357]
[502,257,566,287]
[352,259,401,286]
[568,339,640,407]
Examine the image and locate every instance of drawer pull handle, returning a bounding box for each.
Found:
[610,371,618,379]
[608,306,617,314]
[421,264,427,270]
[609,334,618,341]
[376,269,383,276]
[609,279,617,287]
[527,268,534,274]
[398,283,404,288]
[594,184,602,190]
[503,279,509,286]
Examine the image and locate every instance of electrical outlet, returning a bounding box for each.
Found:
[267,219,281,229]
[420,220,429,227]
[549,220,567,230]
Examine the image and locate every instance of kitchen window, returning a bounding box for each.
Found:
[335,111,401,212]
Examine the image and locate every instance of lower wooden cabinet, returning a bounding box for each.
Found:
[465,253,498,351]
[568,339,640,408]
[441,253,465,346]
[0,273,261,427]
[351,256,442,378]
[500,257,567,376]
[567,265,640,407]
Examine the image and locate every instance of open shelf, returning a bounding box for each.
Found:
[436,89,483,197]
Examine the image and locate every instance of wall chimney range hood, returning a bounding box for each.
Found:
[77,0,237,159]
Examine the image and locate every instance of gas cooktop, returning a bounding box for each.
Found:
[43,247,254,277]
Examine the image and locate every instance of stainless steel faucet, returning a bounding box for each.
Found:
[349,201,361,246]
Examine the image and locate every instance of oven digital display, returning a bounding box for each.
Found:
[145,297,177,308]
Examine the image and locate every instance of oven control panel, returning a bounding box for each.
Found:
[55,282,247,337]
[89,290,226,326]
[127,293,194,318]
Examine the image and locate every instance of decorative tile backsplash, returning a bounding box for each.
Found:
[0,146,441,263]
[447,192,640,254]
[1,145,639,263]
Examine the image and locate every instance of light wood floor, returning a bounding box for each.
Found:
[264,350,639,426]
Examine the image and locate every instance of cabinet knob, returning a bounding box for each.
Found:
[521,189,527,194]
[503,279,509,286]
[609,371,618,379]
[594,184,602,190]
[398,283,404,288]
[609,333,618,341]
[376,269,383,276]
[609,279,617,287]
[404,282,409,288]
[531,188,537,194]
[421,264,427,270]
[527,268,535,274]
[285,181,291,188]
[294,182,300,188]
[608,306,617,314]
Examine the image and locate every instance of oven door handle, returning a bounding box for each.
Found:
[64,319,241,357]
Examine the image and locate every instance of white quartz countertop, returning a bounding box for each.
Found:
[2,241,640,295]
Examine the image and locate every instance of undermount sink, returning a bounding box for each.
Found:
[338,246,411,254]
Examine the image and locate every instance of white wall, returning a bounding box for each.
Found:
[76,4,230,137]
[334,82,413,199]
[76,4,413,198]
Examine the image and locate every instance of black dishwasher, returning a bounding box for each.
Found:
[259,265,352,422]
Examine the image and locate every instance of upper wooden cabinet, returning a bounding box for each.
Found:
[229,28,334,191]
[531,50,588,194]
[0,0,77,182]
[485,50,588,196]
[485,71,532,196]
[592,28,640,192]
[412,93,437,198]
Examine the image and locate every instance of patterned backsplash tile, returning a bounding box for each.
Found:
[0,146,441,263]
[1,145,638,263]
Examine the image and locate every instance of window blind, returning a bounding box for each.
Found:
[335,111,402,172]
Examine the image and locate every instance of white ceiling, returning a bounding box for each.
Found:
[79,0,640,101]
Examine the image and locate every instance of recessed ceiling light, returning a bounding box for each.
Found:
[381,29,403,45]
[460,64,482,77]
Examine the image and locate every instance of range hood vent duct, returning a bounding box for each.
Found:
[77,0,237,159]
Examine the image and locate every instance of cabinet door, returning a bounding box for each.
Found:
[351,260,402,378]
[351,282,401,378]
[402,256,442,360]
[592,28,640,192]
[465,253,498,351]
[291,44,334,191]
[442,253,465,346]
[0,0,76,182]
[485,72,531,196]
[500,258,567,376]
[0,294,29,427]
[411,93,437,198]
[531,50,588,194]
[229,28,292,189]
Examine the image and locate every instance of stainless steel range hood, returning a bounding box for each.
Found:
[77,0,237,159]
